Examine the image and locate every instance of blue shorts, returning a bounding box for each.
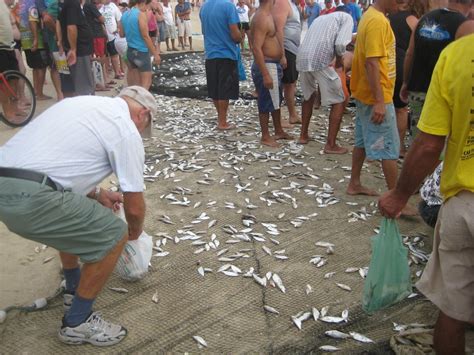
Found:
[354,100,400,160]
[251,61,283,113]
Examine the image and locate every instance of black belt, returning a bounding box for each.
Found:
[0,167,62,191]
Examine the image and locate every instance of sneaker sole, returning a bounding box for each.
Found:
[58,331,127,347]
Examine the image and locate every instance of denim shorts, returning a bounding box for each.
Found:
[127,47,152,72]
[354,100,400,160]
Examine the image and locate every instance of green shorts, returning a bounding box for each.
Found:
[0,177,127,263]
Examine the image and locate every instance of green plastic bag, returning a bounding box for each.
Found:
[362,218,412,313]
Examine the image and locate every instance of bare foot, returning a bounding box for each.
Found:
[217,123,236,130]
[297,136,309,144]
[261,136,280,147]
[289,116,302,124]
[346,184,379,196]
[36,95,52,101]
[274,131,293,140]
[401,204,418,217]
[281,120,294,129]
[324,145,349,154]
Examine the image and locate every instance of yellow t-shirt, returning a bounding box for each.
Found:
[350,6,395,105]
[417,34,474,201]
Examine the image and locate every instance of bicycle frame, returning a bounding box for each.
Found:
[0,74,18,99]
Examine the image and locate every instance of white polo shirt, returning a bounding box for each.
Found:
[0,96,145,195]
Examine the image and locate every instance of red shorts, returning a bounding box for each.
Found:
[93,38,106,57]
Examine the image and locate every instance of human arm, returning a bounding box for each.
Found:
[87,187,123,211]
[56,19,64,54]
[400,27,416,103]
[365,57,385,123]
[66,24,77,65]
[123,192,145,240]
[118,19,124,37]
[378,132,445,218]
[138,10,161,64]
[271,0,288,68]
[455,20,474,39]
[228,4,242,43]
[334,16,353,67]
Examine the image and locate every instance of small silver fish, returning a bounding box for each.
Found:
[192,335,208,348]
[263,305,280,315]
[253,274,267,287]
[325,330,350,339]
[109,287,129,294]
[312,307,320,321]
[305,284,313,295]
[324,272,336,279]
[336,283,352,292]
[151,291,159,303]
[319,345,340,352]
[350,332,374,343]
[320,316,345,324]
[272,273,286,293]
[320,306,329,317]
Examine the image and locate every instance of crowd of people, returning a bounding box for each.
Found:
[0,0,473,351]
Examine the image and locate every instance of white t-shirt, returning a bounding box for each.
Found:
[0,96,145,195]
[100,2,122,42]
[163,4,174,26]
[236,4,249,23]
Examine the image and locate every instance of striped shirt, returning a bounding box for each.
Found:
[296,12,353,72]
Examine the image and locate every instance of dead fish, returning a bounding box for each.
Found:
[109,287,129,294]
[262,245,272,256]
[350,332,374,343]
[272,273,286,293]
[341,309,349,322]
[198,266,205,276]
[274,255,288,260]
[320,316,345,324]
[192,335,208,348]
[292,311,312,330]
[216,248,228,256]
[336,283,352,292]
[325,330,350,339]
[345,267,359,273]
[312,307,320,321]
[320,306,329,317]
[326,246,334,255]
[263,305,280,315]
[43,256,55,264]
[319,345,340,352]
[305,284,313,295]
[315,241,335,248]
[152,291,159,303]
[208,219,217,228]
[324,272,336,279]
[154,251,170,257]
[253,274,267,287]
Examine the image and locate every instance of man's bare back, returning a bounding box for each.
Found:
[251,8,282,61]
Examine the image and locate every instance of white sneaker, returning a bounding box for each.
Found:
[58,312,127,346]
[63,293,74,311]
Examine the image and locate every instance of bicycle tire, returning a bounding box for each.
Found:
[0,70,36,127]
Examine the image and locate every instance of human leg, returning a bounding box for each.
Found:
[139,71,153,90]
[213,99,234,130]
[283,82,299,124]
[298,95,315,144]
[50,67,64,101]
[259,111,279,147]
[396,106,408,156]
[324,102,348,154]
[434,311,466,354]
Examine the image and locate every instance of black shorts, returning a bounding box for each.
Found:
[106,39,118,56]
[149,30,157,37]
[282,49,298,84]
[24,49,51,69]
[239,22,250,31]
[0,50,19,72]
[205,58,239,100]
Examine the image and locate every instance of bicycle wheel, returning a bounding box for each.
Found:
[0,70,36,127]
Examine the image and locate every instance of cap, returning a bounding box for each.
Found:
[119,86,157,138]
[119,86,157,117]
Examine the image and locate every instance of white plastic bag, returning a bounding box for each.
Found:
[114,206,153,281]
[115,231,153,281]
[92,60,105,88]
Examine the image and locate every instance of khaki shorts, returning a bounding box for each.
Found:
[177,19,192,37]
[300,67,345,106]
[0,177,127,263]
[416,190,474,323]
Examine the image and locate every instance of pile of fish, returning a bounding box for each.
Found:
[97,83,433,351]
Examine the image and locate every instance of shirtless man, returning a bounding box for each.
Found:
[251,0,291,147]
